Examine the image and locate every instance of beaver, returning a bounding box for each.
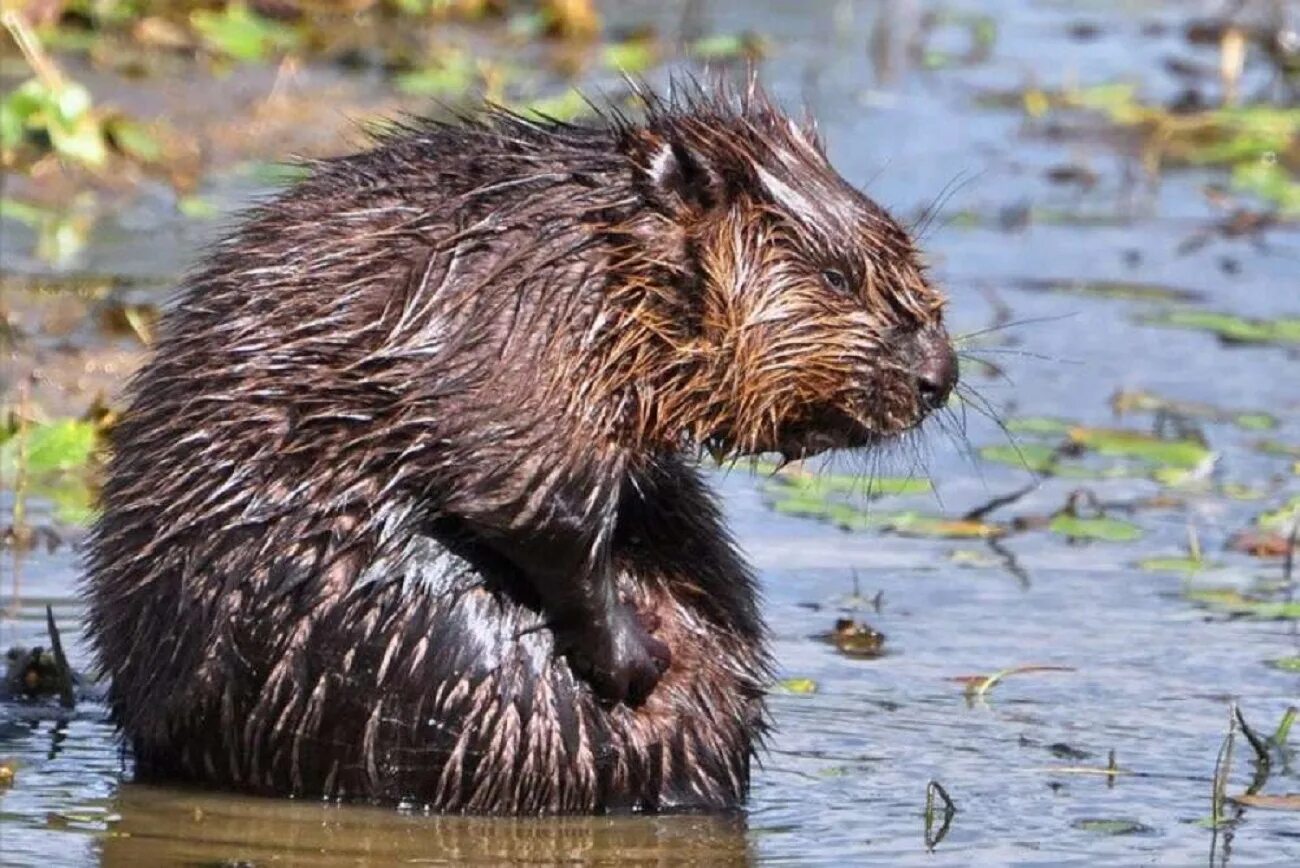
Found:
[83,81,957,814]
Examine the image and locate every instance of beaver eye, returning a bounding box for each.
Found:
[821,269,848,294]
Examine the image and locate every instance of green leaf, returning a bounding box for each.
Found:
[394,53,476,97]
[1072,818,1152,836]
[177,195,219,219]
[1137,556,1214,574]
[0,418,99,475]
[1185,588,1300,620]
[778,678,818,694]
[1049,514,1142,542]
[192,3,300,62]
[690,33,764,61]
[1270,656,1300,674]
[603,39,657,73]
[518,89,591,122]
[1067,426,1211,469]
[47,115,109,167]
[978,442,1059,472]
[0,197,51,227]
[1142,310,1300,347]
[106,117,162,163]
[1258,496,1300,534]
[1005,416,1073,437]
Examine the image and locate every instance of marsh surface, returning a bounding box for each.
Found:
[2,0,1298,865]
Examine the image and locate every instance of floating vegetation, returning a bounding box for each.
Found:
[979,423,1212,485]
[1010,278,1204,304]
[689,32,767,63]
[1017,81,1300,214]
[778,677,818,695]
[190,3,301,63]
[1110,389,1278,432]
[1048,513,1142,542]
[1137,555,1217,575]
[948,664,1076,698]
[820,618,886,659]
[1072,818,1153,836]
[1184,588,1300,620]
[1140,311,1300,347]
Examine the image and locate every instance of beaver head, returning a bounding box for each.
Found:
[612,86,956,462]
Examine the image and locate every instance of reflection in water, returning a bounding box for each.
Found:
[98,785,753,867]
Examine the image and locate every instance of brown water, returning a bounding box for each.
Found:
[2,0,1299,865]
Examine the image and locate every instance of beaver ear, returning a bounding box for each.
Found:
[642,139,727,214]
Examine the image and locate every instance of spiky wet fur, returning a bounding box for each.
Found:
[84,83,948,813]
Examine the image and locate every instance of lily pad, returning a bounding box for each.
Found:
[1141,310,1300,347]
[778,678,818,694]
[1049,514,1142,542]
[191,3,301,62]
[1005,416,1074,438]
[1110,388,1278,431]
[1185,588,1300,620]
[768,470,932,499]
[1066,426,1210,469]
[979,442,1059,473]
[1137,556,1214,574]
[394,53,477,97]
[1257,496,1300,534]
[1072,818,1152,836]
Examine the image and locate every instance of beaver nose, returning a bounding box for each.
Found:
[913,330,958,410]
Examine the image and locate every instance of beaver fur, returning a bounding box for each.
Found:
[84,81,956,814]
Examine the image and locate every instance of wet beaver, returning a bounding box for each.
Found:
[84,82,956,813]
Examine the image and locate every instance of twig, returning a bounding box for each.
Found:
[45,605,75,710]
[1,10,65,92]
[924,779,957,851]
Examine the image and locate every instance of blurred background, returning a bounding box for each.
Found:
[1,1,1298,865]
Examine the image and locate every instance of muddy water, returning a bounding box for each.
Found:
[3,0,1298,865]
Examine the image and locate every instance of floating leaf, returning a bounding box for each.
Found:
[886,512,1002,539]
[1072,818,1152,836]
[826,618,886,659]
[978,442,1059,473]
[690,32,766,61]
[1067,426,1210,469]
[1185,588,1300,620]
[603,38,658,73]
[949,664,1075,697]
[1111,388,1277,431]
[177,196,219,219]
[192,3,301,62]
[1228,793,1300,811]
[768,470,932,499]
[778,678,817,694]
[105,117,161,163]
[1141,310,1300,347]
[1254,439,1300,459]
[518,89,591,122]
[394,53,477,97]
[1005,416,1073,437]
[1049,514,1142,542]
[1270,657,1300,674]
[1257,496,1300,534]
[1137,556,1214,574]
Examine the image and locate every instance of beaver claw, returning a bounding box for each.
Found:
[564,604,671,707]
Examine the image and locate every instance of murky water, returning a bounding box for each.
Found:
[3,0,1298,865]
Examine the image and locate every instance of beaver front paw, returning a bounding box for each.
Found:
[563,604,671,707]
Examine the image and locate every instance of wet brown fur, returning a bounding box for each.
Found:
[83,81,951,813]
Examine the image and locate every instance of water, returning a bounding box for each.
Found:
[2,0,1298,864]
